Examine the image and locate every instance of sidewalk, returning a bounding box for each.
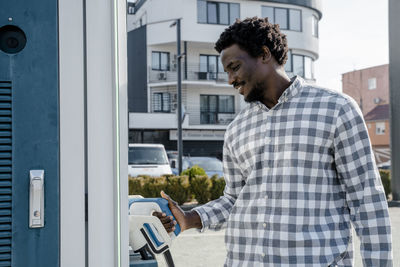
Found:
[156,206,400,267]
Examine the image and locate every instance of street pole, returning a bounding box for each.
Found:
[389,0,400,200]
[150,17,183,174]
[176,18,183,174]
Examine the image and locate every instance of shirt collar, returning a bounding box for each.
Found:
[277,75,303,104]
[252,75,303,110]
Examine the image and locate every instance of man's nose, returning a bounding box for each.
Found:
[228,72,236,85]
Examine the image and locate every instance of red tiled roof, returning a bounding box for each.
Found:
[364,104,389,121]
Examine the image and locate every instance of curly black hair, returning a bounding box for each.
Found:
[215,17,288,65]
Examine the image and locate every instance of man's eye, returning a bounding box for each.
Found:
[232,65,240,71]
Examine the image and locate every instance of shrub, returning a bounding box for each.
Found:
[129,176,191,204]
[209,175,226,200]
[165,176,190,205]
[129,176,142,195]
[190,175,211,204]
[181,165,206,181]
[379,170,391,199]
[141,176,167,197]
[128,176,167,198]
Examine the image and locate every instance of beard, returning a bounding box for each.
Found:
[244,82,265,103]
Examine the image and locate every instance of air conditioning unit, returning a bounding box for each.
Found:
[127,6,135,14]
[157,72,167,80]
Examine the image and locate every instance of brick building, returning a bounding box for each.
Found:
[342,64,390,165]
[364,104,391,164]
[342,64,389,115]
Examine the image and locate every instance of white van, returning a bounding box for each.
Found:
[128,144,172,177]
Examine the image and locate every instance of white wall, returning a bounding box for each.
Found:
[60,0,129,266]
[86,0,129,266]
[129,0,320,59]
[59,0,86,266]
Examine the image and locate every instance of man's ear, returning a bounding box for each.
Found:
[261,46,272,63]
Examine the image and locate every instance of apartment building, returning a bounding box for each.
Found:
[342,64,389,116]
[342,65,390,165]
[127,0,322,158]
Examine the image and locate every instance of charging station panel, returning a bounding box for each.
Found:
[0,1,59,266]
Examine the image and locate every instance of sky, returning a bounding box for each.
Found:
[314,0,389,92]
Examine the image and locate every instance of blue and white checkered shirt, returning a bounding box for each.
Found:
[194,76,392,266]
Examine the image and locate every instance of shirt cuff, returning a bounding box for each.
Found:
[192,206,209,233]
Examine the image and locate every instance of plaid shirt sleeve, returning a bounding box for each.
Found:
[334,98,393,266]
[193,138,241,231]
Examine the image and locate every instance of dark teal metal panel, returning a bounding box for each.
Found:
[128,26,148,112]
[0,0,59,266]
[0,82,11,266]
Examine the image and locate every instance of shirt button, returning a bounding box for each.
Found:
[261,253,266,258]
[263,223,267,228]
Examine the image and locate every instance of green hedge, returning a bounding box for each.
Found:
[209,175,226,200]
[379,170,391,199]
[129,166,225,204]
[165,176,190,205]
[190,176,211,204]
[181,165,206,181]
[129,169,391,205]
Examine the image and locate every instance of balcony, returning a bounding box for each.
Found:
[129,112,234,130]
[149,63,229,84]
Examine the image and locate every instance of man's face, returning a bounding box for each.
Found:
[221,44,266,102]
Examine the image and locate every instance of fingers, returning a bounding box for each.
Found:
[161,190,178,206]
[160,190,170,201]
[153,211,177,233]
[165,219,177,233]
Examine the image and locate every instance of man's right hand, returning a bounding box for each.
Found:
[153,191,202,233]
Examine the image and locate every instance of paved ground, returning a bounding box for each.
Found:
[156,207,400,267]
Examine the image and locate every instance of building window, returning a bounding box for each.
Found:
[275,8,288,29]
[312,15,318,37]
[304,57,313,80]
[285,50,292,72]
[199,55,224,80]
[368,123,371,129]
[368,77,377,90]
[376,122,385,135]
[200,95,234,124]
[153,92,170,112]
[292,54,304,77]
[152,51,169,71]
[261,6,302,31]
[197,0,240,25]
[262,6,274,23]
[291,53,314,79]
[289,9,301,31]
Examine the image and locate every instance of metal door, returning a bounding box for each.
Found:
[0,1,59,266]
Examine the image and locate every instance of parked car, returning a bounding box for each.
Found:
[128,144,172,177]
[377,160,390,170]
[171,156,223,177]
[166,150,179,161]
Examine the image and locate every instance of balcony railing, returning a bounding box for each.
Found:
[149,64,229,83]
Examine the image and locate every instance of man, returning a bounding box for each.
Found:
[155,17,392,266]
